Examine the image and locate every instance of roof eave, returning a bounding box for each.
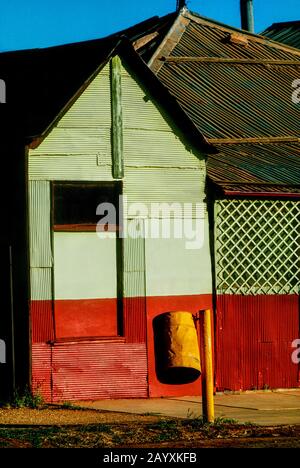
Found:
[223,190,300,198]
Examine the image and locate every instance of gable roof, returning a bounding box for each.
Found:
[262,21,300,50]
[0,12,176,141]
[146,7,300,195]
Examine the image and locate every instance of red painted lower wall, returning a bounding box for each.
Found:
[32,293,299,400]
[146,294,213,398]
[31,343,52,401]
[31,294,212,401]
[216,294,300,391]
[55,299,118,338]
[31,301,55,343]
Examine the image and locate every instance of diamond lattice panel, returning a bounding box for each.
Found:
[215,199,300,295]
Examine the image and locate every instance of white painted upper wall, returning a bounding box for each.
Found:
[145,221,212,297]
[54,232,117,300]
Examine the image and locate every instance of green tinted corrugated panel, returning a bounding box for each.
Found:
[123,219,146,298]
[122,74,170,132]
[121,64,204,168]
[123,219,145,272]
[124,129,202,168]
[29,128,111,156]
[29,181,53,267]
[101,63,110,75]
[124,272,145,298]
[30,268,52,301]
[120,64,129,77]
[124,167,206,217]
[57,69,111,128]
[29,154,113,181]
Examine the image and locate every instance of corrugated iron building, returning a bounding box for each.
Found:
[28,48,214,401]
[0,19,216,400]
[0,6,299,401]
[28,49,213,401]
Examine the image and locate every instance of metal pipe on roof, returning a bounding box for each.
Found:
[176,0,186,11]
[240,0,255,33]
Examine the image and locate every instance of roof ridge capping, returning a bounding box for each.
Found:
[265,20,300,30]
[183,8,300,57]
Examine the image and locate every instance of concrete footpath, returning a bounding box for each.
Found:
[76,390,300,426]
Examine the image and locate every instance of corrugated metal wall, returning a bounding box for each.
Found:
[28,58,209,401]
[57,65,111,129]
[215,199,300,391]
[32,343,52,401]
[31,301,54,343]
[216,295,300,391]
[29,181,52,267]
[29,181,54,343]
[29,152,114,181]
[123,219,147,343]
[145,227,212,297]
[32,341,148,401]
[51,341,148,401]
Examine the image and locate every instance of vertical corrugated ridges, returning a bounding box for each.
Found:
[123,220,147,343]
[124,297,146,343]
[30,268,52,300]
[216,295,300,391]
[31,301,55,343]
[29,181,52,267]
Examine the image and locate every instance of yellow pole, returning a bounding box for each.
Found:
[202,309,215,423]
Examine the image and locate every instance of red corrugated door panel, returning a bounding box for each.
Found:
[216,295,300,391]
[51,341,148,401]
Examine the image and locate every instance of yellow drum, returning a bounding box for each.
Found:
[154,311,201,384]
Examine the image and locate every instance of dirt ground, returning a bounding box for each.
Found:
[0,405,299,448]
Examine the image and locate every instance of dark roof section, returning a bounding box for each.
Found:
[0,12,176,140]
[208,142,300,196]
[262,21,300,50]
[146,7,300,195]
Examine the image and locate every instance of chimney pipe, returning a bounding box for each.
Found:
[240,0,254,33]
[176,0,186,11]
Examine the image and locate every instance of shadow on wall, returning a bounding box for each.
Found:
[153,311,201,385]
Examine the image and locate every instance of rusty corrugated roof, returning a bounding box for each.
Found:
[147,8,300,194]
[208,142,300,195]
[262,21,300,50]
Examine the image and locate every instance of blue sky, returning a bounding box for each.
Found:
[0,0,299,52]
